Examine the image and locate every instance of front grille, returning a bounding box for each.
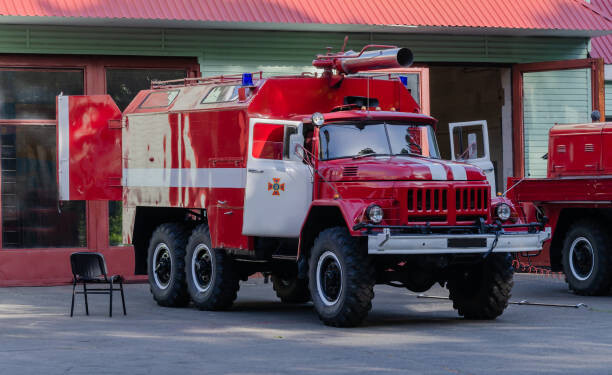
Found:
[455,187,488,211]
[407,188,448,222]
[405,185,489,224]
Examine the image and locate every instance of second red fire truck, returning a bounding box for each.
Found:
[57,44,549,326]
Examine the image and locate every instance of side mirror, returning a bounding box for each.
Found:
[289,133,305,162]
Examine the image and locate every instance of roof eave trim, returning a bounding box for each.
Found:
[0,16,610,37]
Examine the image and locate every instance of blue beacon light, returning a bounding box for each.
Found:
[242,73,254,86]
[399,76,408,87]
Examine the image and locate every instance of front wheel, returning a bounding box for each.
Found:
[562,220,612,295]
[308,227,375,327]
[447,253,514,320]
[185,224,240,310]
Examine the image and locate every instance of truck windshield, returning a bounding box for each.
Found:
[319,122,440,160]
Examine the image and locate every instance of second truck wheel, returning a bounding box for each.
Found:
[562,220,612,295]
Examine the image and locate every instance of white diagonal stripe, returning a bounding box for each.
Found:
[406,157,447,180]
[447,164,467,181]
[123,168,246,188]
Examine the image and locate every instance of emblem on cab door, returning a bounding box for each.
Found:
[268,178,285,196]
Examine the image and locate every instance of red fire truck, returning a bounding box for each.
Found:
[57,44,549,326]
[509,117,612,296]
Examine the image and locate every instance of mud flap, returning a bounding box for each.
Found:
[57,95,122,201]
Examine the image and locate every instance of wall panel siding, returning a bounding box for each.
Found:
[523,69,592,177]
[0,25,589,76]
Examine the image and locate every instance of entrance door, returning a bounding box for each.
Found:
[513,59,605,178]
[449,120,496,195]
[242,119,313,237]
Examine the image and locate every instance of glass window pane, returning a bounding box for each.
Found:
[1,125,86,248]
[109,201,122,246]
[523,68,591,177]
[201,85,240,103]
[106,69,186,111]
[0,70,84,119]
[139,90,180,109]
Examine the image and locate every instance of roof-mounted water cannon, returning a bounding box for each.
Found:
[312,41,413,75]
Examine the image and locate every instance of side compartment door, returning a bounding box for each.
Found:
[57,95,122,201]
[242,119,313,237]
[449,120,496,194]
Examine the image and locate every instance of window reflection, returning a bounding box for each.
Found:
[1,125,86,248]
[106,69,186,111]
[0,70,83,119]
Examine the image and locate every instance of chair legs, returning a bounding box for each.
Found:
[70,280,76,317]
[109,280,113,318]
[83,283,89,315]
[70,279,126,317]
[119,281,127,316]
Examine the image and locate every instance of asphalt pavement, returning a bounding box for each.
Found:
[1,273,611,375]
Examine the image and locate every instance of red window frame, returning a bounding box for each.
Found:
[0,54,200,251]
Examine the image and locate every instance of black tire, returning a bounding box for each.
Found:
[271,275,310,303]
[561,220,612,296]
[308,227,375,327]
[185,224,240,310]
[147,223,190,307]
[447,253,514,320]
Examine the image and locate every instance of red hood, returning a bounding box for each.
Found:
[321,156,486,182]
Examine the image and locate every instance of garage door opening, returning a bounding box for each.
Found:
[429,66,511,193]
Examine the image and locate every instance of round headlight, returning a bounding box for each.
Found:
[311,112,325,126]
[496,203,512,221]
[367,205,384,224]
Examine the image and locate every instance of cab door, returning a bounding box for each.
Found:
[242,119,313,237]
[57,95,122,201]
[449,120,496,195]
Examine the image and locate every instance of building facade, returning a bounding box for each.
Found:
[0,0,610,285]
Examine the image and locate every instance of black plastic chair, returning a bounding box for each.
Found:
[70,252,126,317]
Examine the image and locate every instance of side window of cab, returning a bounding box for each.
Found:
[252,123,298,160]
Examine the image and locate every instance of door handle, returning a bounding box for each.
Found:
[248,168,264,173]
[217,200,227,205]
[223,211,233,215]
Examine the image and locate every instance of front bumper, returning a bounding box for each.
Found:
[367,227,551,255]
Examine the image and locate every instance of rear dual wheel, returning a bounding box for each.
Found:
[185,224,240,310]
[147,223,190,307]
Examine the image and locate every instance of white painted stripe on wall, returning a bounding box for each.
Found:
[407,157,447,180]
[447,164,467,181]
[123,168,246,188]
[57,96,70,200]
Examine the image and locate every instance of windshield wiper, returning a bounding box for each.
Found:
[352,153,390,160]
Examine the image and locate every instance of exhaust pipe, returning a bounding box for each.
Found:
[338,48,413,74]
[313,46,413,75]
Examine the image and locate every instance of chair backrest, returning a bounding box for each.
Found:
[70,252,108,280]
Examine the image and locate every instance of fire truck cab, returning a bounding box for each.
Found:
[58,45,549,326]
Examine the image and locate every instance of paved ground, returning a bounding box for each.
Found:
[1,274,611,375]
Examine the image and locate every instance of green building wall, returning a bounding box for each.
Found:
[0,25,589,75]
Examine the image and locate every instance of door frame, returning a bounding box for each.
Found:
[512,58,605,177]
